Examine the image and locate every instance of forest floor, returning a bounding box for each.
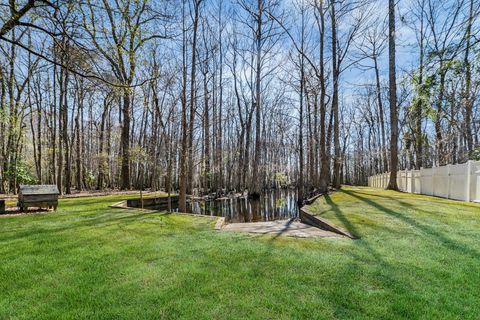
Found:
[0,186,479,319]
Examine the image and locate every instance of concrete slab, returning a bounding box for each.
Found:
[222,219,343,238]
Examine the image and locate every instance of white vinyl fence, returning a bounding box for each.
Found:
[368,160,480,203]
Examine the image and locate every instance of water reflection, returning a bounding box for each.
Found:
[151,189,299,223]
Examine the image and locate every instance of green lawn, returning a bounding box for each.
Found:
[1,187,479,319]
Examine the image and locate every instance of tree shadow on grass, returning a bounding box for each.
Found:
[320,189,480,317]
[1,196,421,318]
[322,193,397,265]
[320,192,422,318]
[324,194,362,239]
[0,210,174,243]
[342,189,480,260]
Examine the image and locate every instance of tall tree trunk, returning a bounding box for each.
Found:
[63,69,71,194]
[179,0,189,212]
[250,0,263,198]
[464,0,474,154]
[216,0,224,193]
[120,90,131,189]
[435,69,446,166]
[36,82,42,182]
[330,0,341,189]
[387,0,398,190]
[414,106,423,169]
[203,71,210,193]
[415,5,425,170]
[317,0,328,193]
[0,64,5,193]
[298,3,305,201]
[57,65,64,194]
[374,56,388,172]
[187,0,202,196]
[75,85,83,191]
[97,96,109,190]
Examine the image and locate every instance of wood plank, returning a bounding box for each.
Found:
[19,185,59,196]
[127,196,179,208]
[21,195,58,203]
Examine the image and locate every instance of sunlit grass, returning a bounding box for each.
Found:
[1,186,479,319]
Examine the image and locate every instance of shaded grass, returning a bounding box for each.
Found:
[1,187,479,319]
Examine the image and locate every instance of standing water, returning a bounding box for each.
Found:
[139,189,300,223]
[185,189,299,223]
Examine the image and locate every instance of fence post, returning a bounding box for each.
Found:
[475,162,480,202]
[405,169,408,193]
[419,167,423,194]
[432,166,436,197]
[466,160,472,202]
[446,164,451,199]
[411,170,415,193]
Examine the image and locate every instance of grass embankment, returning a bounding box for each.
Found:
[1,187,479,319]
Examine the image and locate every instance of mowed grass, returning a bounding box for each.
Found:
[1,187,479,319]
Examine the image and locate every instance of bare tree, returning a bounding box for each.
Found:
[387,0,398,190]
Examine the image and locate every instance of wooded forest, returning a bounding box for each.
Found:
[1,0,479,208]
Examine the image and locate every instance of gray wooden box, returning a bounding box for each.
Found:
[18,185,59,212]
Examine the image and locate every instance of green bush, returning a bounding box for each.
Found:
[4,161,38,185]
[470,147,480,161]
